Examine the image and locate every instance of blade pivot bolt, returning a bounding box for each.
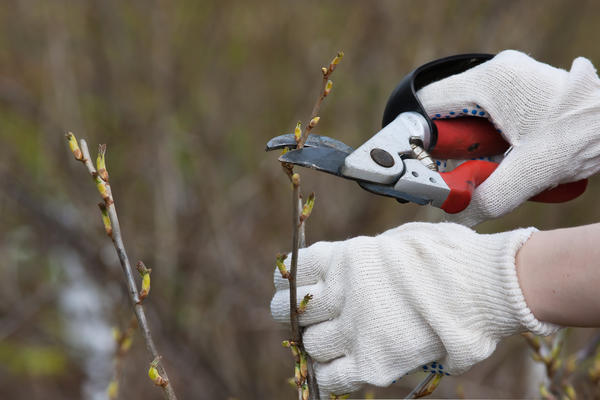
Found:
[370,148,394,168]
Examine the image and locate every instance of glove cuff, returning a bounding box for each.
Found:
[463,226,561,338]
[404,224,563,374]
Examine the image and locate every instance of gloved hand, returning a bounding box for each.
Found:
[271,222,558,396]
[417,50,600,227]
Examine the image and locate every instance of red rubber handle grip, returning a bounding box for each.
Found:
[439,160,588,214]
[430,117,510,159]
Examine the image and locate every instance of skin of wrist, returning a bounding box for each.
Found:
[515,225,600,327]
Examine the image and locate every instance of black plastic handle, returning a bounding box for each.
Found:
[381,53,494,150]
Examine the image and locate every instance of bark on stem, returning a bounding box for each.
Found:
[286,52,343,399]
[297,76,327,150]
[288,180,320,400]
[290,181,301,343]
[77,139,177,400]
[297,51,341,149]
[406,373,436,399]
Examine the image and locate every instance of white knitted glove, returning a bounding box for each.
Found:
[417,50,600,227]
[271,222,558,396]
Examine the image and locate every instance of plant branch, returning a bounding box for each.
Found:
[66,133,177,400]
[290,176,301,344]
[280,51,344,400]
[406,373,443,399]
[297,51,343,149]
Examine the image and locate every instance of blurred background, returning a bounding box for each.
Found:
[1,0,600,398]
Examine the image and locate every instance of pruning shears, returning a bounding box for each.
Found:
[266,54,587,213]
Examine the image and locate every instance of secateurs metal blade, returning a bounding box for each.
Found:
[266,54,588,213]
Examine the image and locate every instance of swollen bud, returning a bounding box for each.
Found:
[324,80,333,97]
[107,381,118,399]
[140,272,151,300]
[309,117,320,128]
[136,261,152,302]
[66,132,83,160]
[148,357,168,387]
[299,193,315,224]
[292,173,300,187]
[327,51,344,75]
[148,365,160,382]
[276,253,289,279]
[294,121,302,143]
[96,144,109,182]
[298,294,313,314]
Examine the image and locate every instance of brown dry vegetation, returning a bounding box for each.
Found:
[1,0,600,398]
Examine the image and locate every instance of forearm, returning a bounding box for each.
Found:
[516,223,600,327]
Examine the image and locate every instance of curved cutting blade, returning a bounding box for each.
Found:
[278,147,351,178]
[266,133,354,154]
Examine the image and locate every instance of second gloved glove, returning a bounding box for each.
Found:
[271,222,559,396]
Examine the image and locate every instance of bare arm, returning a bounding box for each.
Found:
[516,223,600,327]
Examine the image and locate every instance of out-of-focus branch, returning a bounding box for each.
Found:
[107,317,137,399]
[0,285,56,342]
[66,133,177,400]
[523,331,576,400]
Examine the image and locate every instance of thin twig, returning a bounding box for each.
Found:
[406,373,444,399]
[406,373,436,399]
[297,52,342,149]
[290,178,301,344]
[523,331,576,399]
[575,331,600,363]
[297,197,319,398]
[67,134,177,400]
